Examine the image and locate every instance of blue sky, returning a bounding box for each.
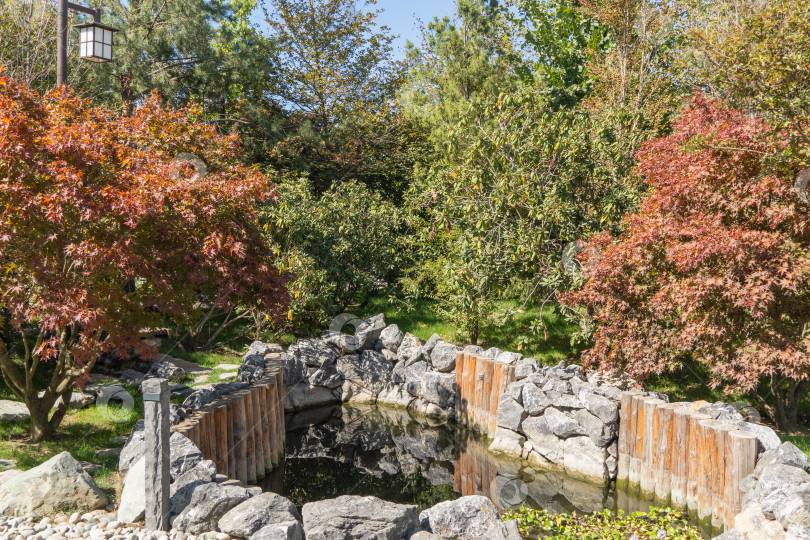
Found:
[374,0,457,55]
[252,1,459,58]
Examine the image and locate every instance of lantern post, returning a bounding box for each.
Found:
[56,0,117,87]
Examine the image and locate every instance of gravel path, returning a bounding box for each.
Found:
[0,511,233,540]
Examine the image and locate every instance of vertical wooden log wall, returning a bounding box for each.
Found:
[454,352,517,438]
[616,392,758,529]
[172,353,285,485]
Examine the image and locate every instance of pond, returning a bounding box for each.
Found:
[255,404,711,536]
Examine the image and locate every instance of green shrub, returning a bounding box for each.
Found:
[502,507,703,539]
[262,177,406,333]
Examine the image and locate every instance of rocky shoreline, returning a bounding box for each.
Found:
[0,313,808,539]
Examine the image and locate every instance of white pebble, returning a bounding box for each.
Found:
[68,514,81,525]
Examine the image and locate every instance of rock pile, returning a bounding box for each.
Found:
[0,453,107,518]
[489,361,651,485]
[715,442,810,540]
[282,314,466,419]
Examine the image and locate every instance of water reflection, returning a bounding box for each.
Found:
[257,405,677,519]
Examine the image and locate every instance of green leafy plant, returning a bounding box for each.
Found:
[502,507,703,539]
[262,177,405,333]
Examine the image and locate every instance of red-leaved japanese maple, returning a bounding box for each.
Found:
[0,75,288,441]
[563,95,810,430]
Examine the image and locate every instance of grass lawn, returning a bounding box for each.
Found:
[0,387,142,504]
[356,295,582,365]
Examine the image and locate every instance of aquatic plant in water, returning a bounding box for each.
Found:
[502,507,703,539]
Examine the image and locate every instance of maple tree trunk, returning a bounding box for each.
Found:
[756,376,808,432]
[0,326,85,442]
[27,388,72,443]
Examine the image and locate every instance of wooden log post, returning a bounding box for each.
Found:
[670,407,691,508]
[617,391,640,485]
[487,361,501,437]
[640,397,665,495]
[655,403,679,503]
[629,393,646,486]
[226,398,236,478]
[696,419,718,521]
[245,389,258,484]
[213,405,226,473]
[261,384,272,472]
[455,352,465,423]
[725,430,757,527]
[712,424,735,528]
[251,386,266,480]
[268,383,280,468]
[233,395,248,484]
[275,368,285,464]
[685,412,711,512]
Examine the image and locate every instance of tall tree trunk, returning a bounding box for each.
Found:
[755,376,809,432]
[27,388,72,443]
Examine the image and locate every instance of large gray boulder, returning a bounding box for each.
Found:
[218,492,302,539]
[284,382,339,412]
[574,408,616,447]
[119,427,204,480]
[148,358,186,383]
[755,442,810,476]
[170,460,217,496]
[354,314,387,351]
[496,396,526,432]
[420,372,456,410]
[419,495,518,540]
[289,338,337,368]
[521,416,564,464]
[522,383,551,416]
[118,456,147,523]
[544,408,585,439]
[0,452,107,518]
[282,352,308,387]
[579,390,619,424]
[338,351,393,402]
[744,464,810,505]
[172,482,250,534]
[697,402,745,423]
[250,521,305,540]
[735,421,782,454]
[495,351,522,365]
[379,325,404,352]
[237,363,265,384]
[183,387,219,411]
[302,495,418,540]
[403,361,429,397]
[563,436,609,484]
[309,361,344,389]
[397,333,425,366]
[777,488,810,530]
[322,331,360,355]
[0,400,29,422]
[430,342,460,372]
[244,341,277,358]
[169,432,205,480]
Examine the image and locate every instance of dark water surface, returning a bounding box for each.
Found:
[255,405,712,536]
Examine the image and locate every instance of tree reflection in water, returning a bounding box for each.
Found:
[255,404,667,519]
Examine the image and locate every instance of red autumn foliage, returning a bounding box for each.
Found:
[0,75,288,440]
[562,95,810,429]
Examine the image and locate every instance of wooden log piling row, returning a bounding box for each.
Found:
[172,355,285,485]
[617,392,758,529]
[455,352,517,438]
